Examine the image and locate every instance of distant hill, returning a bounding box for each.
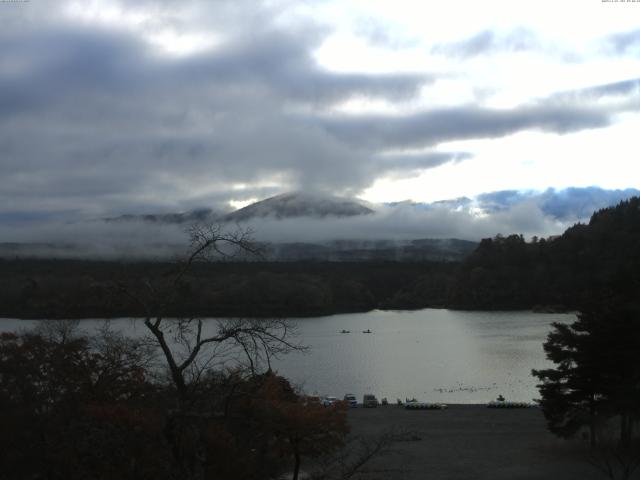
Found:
[265,238,476,262]
[448,197,640,310]
[104,208,220,224]
[223,192,374,221]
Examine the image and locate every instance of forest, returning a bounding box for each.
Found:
[448,197,640,310]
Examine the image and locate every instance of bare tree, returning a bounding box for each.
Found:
[34,318,81,345]
[117,223,305,480]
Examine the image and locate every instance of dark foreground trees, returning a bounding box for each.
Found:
[0,325,166,480]
[0,225,354,479]
[0,326,353,480]
[533,299,640,448]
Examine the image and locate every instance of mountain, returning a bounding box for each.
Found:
[104,208,220,224]
[223,192,374,221]
[101,192,373,225]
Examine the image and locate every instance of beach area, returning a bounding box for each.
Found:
[342,405,604,480]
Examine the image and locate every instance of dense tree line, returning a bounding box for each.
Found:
[449,197,640,310]
[0,259,458,319]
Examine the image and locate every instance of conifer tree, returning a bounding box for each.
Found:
[533,298,640,446]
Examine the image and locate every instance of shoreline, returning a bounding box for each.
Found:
[0,305,576,321]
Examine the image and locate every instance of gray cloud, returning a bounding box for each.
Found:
[0,0,637,229]
[432,29,539,58]
[320,104,609,150]
[606,29,640,55]
[373,151,471,179]
[550,77,640,103]
[0,14,431,220]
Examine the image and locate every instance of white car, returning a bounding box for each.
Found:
[343,393,358,407]
[322,396,338,407]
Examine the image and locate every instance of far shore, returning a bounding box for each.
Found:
[0,304,576,322]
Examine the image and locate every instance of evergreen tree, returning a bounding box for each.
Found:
[533,298,640,446]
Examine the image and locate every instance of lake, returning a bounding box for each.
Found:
[0,309,574,404]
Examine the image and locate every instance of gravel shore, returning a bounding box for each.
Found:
[344,405,604,480]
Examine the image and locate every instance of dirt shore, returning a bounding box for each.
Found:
[344,405,605,480]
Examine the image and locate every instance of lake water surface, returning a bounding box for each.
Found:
[0,309,575,404]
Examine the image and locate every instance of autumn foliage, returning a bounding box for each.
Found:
[0,329,348,480]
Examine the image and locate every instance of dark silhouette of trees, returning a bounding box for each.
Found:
[238,373,349,480]
[450,197,640,310]
[0,324,352,480]
[0,324,165,480]
[533,298,640,448]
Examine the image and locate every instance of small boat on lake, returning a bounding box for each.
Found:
[340,329,350,334]
[362,329,372,333]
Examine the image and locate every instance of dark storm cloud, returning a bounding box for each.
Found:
[432,29,539,58]
[320,104,609,150]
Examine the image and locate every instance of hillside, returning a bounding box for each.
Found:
[448,197,640,310]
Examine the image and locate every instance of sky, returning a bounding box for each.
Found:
[1,0,639,251]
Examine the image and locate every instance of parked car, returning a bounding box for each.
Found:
[322,396,338,407]
[362,394,378,408]
[343,393,358,407]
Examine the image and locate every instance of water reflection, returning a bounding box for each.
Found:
[0,309,575,403]
[271,309,575,404]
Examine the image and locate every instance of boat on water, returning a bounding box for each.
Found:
[362,329,372,333]
[340,329,350,334]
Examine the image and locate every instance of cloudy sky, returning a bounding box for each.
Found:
[1,0,639,249]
